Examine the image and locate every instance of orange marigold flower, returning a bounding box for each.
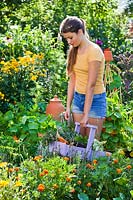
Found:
[15,176,19,180]
[126,165,132,170]
[63,157,70,161]
[37,184,45,192]
[77,180,82,185]
[86,163,94,170]
[13,136,20,143]
[33,155,43,161]
[40,172,44,176]
[113,159,118,164]
[43,169,48,175]
[93,159,98,164]
[8,168,14,173]
[14,167,19,171]
[116,168,122,174]
[66,177,71,182]
[53,184,59,189]
[86,182,92,187]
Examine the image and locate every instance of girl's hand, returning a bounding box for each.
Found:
[80,114,88,127]
[64,109,71,120]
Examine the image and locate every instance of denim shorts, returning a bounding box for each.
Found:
[72,91,106,118]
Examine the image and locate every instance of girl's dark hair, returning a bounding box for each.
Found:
[60,16,86,75]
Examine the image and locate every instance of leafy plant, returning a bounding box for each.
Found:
[113,52,133,103]
[0,152,132,199]
[0,103,58,163]
[101,92,133,153]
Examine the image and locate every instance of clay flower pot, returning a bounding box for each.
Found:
[46,95,65,121]
[104,48,113,62]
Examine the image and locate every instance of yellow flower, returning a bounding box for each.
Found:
[0,180,9,187]
[15,181,22,187]
[25,51,33,55]
[118,149,125,155]
[0,92,5,99]
[53,184,59,189]
[30,75,37,81]
[0,61,5,65]
[130,151,133,157]
[38,53,44,59]
[0,162,8,168]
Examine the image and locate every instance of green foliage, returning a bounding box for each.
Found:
[113,52,133,103]
[0,103,58,163]
[0,0,132,54]
[0,1,132,199]
[0,27,67,112]
[0,152,132,199]
[101,93,133,153]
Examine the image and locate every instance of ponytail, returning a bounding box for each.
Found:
[67,46,78,75]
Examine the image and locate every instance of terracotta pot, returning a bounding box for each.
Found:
[104,48,113,62]
[46,95,65,121]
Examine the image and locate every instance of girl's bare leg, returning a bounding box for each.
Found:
[72,113,105,140]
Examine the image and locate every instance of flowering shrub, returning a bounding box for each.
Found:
[0,51,46,112]
[0,156,76,200]
[0,153,132,200]
[0,27,67,113]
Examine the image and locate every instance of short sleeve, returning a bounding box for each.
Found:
[88,44,104,62]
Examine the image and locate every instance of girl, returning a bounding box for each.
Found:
[60,16,106,139]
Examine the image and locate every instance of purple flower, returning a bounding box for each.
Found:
[96,39,103,46]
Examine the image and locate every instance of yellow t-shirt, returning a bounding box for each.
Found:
[73,41,105,94]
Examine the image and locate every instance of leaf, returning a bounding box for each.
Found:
[8,126,18,133]
[78,193,89,200]
[114,112,121,118]
[21,115,27,124]
[130,190,133,197]
[119,193,125,199]
[4,110,14,121]
[113,177,128,185]
[113,193,125,200]
[102,133,110,139]
[112,137,119,142]
[28,122,39,130]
